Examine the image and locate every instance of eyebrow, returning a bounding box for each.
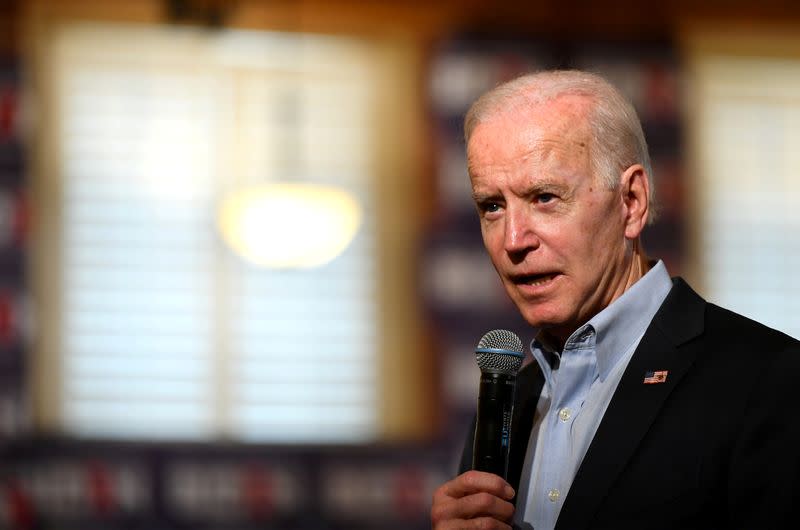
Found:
[471,191,497,204]
[525,180,572,197]
[472,179,572,202]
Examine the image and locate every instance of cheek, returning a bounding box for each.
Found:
[539,219,604,275]
[578,198,621,240]
[481,223,502,254]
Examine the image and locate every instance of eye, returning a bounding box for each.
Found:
[476,200,503,217]
[537,193,556,204]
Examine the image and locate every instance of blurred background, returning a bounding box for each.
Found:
[1,0,799,528]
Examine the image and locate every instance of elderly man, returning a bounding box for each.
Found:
[430,70,800,529]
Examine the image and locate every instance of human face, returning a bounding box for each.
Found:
[467,97,637,342]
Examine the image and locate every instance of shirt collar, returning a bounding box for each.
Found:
[531,260,672,384]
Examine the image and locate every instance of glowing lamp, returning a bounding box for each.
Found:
[218,183,362,268]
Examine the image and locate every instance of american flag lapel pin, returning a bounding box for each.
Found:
[643,370,669,384]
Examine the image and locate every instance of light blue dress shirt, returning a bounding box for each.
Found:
[513,261,673,530]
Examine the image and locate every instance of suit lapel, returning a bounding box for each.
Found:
[555,279,706,529]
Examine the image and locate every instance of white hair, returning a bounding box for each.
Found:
[464,70,657,223]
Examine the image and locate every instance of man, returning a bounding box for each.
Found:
[430,70,800,529]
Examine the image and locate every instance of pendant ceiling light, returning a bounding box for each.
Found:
[218,182,362,269]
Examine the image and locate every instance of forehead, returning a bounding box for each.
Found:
[467,96,594,179]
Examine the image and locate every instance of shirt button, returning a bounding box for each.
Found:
[547,488,561,502]
[558,407,572,422]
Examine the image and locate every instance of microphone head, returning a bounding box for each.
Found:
[475,329,524,376]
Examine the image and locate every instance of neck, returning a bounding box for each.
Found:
[628,240,650,286]
[608,239,651,314]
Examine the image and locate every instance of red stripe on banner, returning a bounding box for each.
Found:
[0,87,16,140]
[6,480,35,530]
[241,466,273,520]
[0,292,14,345]
[87,461,115,515]
[392,467,426,518]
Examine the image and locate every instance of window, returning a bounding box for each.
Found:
[38,23,403,442]
[690,48,800,339]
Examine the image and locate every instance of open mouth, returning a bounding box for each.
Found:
[512,272,558,287]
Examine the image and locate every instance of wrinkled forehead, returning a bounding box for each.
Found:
[467,95,594,169]
[469,94,593,146]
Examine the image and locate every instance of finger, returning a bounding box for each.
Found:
[461,491,515,521]
[439,470,515,501]
[434,516,512,530]
[431,491,515,524]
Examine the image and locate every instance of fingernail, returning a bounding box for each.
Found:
[506,485,515,499]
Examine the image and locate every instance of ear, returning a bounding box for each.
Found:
[620,164,650,240]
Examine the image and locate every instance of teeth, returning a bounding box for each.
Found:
[528,274,554,286]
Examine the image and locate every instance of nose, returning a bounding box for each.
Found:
[504,204,538,258]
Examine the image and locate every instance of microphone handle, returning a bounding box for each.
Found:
[472,371,517,479]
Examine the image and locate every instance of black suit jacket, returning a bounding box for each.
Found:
[459,278,800,529]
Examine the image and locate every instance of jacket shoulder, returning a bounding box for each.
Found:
[704,301,799,348]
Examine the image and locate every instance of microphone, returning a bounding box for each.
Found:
[472,329,524,479]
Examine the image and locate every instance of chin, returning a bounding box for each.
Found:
[517,301,577,331]
[519,309,564,330]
